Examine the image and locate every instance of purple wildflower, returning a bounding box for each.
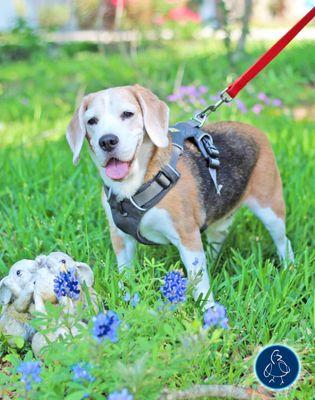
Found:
[17,361,41,391]
[179,85,197,96]
[108,388,134,400]
[167,93,180,102]
[72,363,95,383]
[209,95,220,101]
[257,92,269,104]
[54,268,80,300]
[167,84,209,104]
[92,311,121,343]
[272,98,283,107]
[252,104,263,114]
[198,85,208,94]
[235,99,247,113]
[203,303,229,329]
[161,271,187,304]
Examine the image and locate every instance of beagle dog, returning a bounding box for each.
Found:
[66,84,294,310]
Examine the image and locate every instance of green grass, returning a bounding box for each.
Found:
[0,39,314,399]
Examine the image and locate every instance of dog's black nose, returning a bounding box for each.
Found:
[99,134,119,152]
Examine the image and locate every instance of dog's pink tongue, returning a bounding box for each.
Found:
[105,159,130,180]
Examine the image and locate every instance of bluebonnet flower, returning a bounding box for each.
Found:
[203,303,229,329]
[161,271,187,304]
[252,104,263,114]
[123,292,131,302]
[17,361,41,391]
[131,293,140,307]
[92,311,121,343]
[72,363,95,383]
[123,292,140,307]
[192,257,199,266]
[54,268,80,300]
[108,388,134,400]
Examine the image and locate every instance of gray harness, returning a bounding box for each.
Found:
[104,121,221,245]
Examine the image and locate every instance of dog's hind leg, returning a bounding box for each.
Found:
[242,131,294,264]
[244,197,294,264]
[205,214,234,258]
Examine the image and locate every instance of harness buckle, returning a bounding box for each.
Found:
[129,196,147,212]
[196,133,220,168]
[156,171,172,189]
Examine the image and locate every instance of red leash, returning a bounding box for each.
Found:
[194,7,315,126]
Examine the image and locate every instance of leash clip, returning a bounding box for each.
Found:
[192,88,232,127]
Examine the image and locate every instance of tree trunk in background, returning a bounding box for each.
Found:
[233,0,253,61]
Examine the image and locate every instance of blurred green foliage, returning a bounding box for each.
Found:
[38,4,71,30]
[0,19,44,62]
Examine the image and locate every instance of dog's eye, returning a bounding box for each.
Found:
[87,117,98,125]
[121,111,134,120]
[16,270,22,276]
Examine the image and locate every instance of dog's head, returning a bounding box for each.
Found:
[66,85,169,184]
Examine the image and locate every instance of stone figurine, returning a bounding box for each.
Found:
[0,252,98,356]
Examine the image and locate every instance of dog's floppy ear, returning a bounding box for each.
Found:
[66,96,91,165]
[132,84,169,148]
[0,277,12,306]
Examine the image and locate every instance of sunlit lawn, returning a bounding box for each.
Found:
[0,39,314,399]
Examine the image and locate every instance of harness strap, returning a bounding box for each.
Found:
[132,146,182,209]
[104,122,221,245]
[104,142,182,245]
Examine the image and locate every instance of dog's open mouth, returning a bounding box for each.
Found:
[105,158,132,180]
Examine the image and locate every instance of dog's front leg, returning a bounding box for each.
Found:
[176,230,215,310]
[102,189,136,273]
[109,225,136,273]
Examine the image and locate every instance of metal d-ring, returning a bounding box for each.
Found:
[192,88,233,127]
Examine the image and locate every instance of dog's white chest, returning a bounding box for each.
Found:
[102,191,178,245]
[139,207,179,245]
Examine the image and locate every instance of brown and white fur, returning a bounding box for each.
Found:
[66,85,294,310]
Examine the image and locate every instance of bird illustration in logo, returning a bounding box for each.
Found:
[263,349,291,385]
